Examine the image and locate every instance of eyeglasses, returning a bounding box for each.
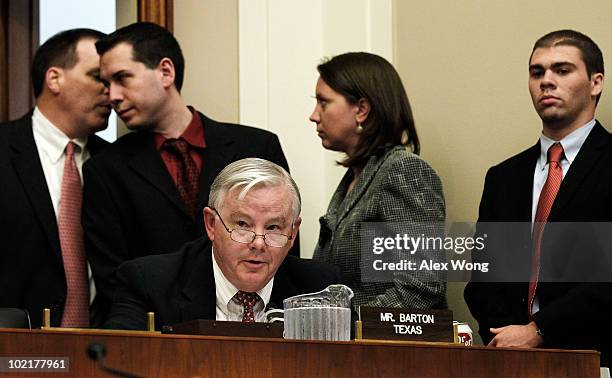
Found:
[212,208,292,248]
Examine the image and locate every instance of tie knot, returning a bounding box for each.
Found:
[163,138,190,155]
[65,141,79,157]
[547,143,564,164]
[234,291,260,322]
[235,291,260,307]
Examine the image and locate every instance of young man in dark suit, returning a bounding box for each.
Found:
[104,158,341,330]
[83,23,293,326]
[0,29,110,328]
[464,30,612,366]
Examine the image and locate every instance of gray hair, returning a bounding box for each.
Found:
[208,158,301,220]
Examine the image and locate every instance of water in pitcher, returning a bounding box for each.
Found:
[283,284,354,341]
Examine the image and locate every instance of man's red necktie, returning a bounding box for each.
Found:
[235,291,260,322]
[163,138,200,219]
[528,142,564,318]
[59,142,89,327]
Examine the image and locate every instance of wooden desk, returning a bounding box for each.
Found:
[0,328,600,377]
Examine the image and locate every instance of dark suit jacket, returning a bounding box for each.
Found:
[0,112,108,328]
[104,237,342,330]
[83,111,293,326]
[464,122,612,366]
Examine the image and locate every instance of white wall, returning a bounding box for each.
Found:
[39,0,117,142]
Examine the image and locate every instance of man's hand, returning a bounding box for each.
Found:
[487,322,543,348]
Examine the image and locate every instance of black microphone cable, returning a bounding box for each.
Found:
[86,341,144,378]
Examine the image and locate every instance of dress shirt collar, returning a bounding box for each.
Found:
[32,106,88,160]
[211,247,274,318]
[537,119,595,172]
[153,106,206,150]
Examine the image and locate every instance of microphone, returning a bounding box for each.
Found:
[86,342,143,378]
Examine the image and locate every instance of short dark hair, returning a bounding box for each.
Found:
[317,52,420,167]
[32,28,106,98]
[531,30,604,102]
[95,22,185,92]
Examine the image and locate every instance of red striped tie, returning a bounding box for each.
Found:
[59,142,89,327]
[528,143,564,318]
[162,138,200,219]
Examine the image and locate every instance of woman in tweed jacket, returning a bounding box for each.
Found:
[309,52,447,309]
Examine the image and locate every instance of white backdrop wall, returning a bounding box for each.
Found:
[39,0,117,142]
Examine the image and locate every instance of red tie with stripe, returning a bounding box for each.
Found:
[235,291,260,322]
[59,142,89,327]
[162,138,200,219]
[528,142,564,318]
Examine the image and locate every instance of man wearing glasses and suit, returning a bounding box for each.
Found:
[104,158,341,330]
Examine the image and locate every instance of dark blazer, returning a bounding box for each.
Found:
[104,237,342,330]
[83,111,292,326]
[0,112,108,328]
[464,122,612,366]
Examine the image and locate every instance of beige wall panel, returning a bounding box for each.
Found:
[395,0,612,222]
[115,0,138,137]
[116,0,137,28]
[395,0,612,344]
[174,0,239,123]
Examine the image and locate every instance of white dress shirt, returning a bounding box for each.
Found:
[32,107,90,216]
[530,119,595,314]
[31,106,95,302]
[212,248,274,322]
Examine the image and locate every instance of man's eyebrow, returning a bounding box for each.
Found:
[529,61,576,70]
[529,63,544,71]
[550,61,577,69]
[228,212,288,227]
[265,216,289,226]
[111,70,130,80]
[228,211,252,221]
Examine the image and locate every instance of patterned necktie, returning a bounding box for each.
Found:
[234,291,260,322]
[59,142,89,327]
[528,143,564,318]
[162,138,200,219]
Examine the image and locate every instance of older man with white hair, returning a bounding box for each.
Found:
[104,158,341,330]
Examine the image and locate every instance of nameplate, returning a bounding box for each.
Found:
[357,307,453,342]
[165,319,284,338]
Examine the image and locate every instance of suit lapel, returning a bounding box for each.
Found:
[179,243,217,321]
[549,122,610,220]
[333,147,397,228]
[126,133,188,216]
[515,143,540,221]
[270,260,300,306]
[196,113,234,208]
[86,134,109,156]
[178,248,300,320]
[9,115,62,259]
[126,113,238,222]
